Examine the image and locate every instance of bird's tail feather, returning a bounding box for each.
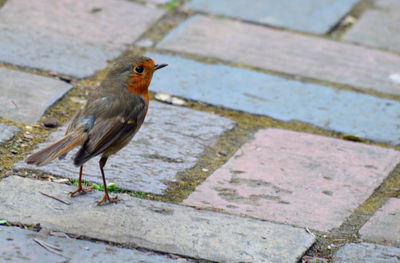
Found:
[25,132,88,166]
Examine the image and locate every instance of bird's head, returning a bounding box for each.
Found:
[104,55,167,96]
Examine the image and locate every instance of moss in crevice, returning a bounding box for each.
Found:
[330,0,377,40]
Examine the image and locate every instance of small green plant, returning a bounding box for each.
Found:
[69,178,78,185]
[132,191,147,198]
[9,144,22,152]
[91,183,103,191]
[68,179,148,197]
[167,0,179,10]
[91,183,126,193]
[68,178,91,187]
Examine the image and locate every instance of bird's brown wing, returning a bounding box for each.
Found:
[65,109,83,135]
[73,95,147,166]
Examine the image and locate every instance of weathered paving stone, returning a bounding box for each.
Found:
[359,198,400,246]
[0,176,316,263]
[0,124,20,145]
[0,225,182,263]
[0,68,72,124]
[148,0,169,4]
[343,0,400,53]
[0,0,165,78]
[149,53,400,145]
[183,128,400,232]
[15,102,235,194]
[157,15,400,95]
[185,0,359,35]
[332,242,400,263]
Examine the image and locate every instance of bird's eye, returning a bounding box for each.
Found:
[134,65,144,74]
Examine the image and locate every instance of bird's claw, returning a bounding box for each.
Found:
[97,194,119,206]
[70,187,93,197]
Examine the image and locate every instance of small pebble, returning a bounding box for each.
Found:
[43,118,58,128]
[155,92,186,106]
[70,97,87,104]
[23,133,33,139]
[171,97,186,106]
[340,15,356,27]
[9,149,18,154]
[218,151,227,156]
[202,168,209,172]
[155,92,172,103]
[53,178,69,183]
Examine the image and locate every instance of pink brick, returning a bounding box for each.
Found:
[183,129,400,231]
[359,198,400,246]
[158,15,400,95]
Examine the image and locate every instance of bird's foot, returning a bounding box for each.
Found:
[70,186,93,197]
[97,193,119,206]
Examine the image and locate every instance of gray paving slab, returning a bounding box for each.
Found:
[0,225,182,263]
[0,68,72,124]
[359,198,400,246]
[0,176,316,263]
[148,0,169,4]
[333,242,400,263]
[16,102,235,194]
[343,8,400,53]
[185,0,360,35]
[157,15,400,95]
[183,128,400,232]
[0,0,165,78]
[148,53,400,145]
[0,124,20,145]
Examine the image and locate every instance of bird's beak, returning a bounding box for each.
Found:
[153,64,168,71]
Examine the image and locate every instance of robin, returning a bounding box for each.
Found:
[26,55,167,205]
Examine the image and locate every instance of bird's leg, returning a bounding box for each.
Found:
[97,157,119,206]
[70,165,92,196]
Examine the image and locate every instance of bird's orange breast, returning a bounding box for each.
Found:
[126,74,151,106]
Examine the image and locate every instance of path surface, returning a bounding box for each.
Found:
[0,0,399,262]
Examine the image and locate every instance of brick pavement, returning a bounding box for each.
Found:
[0,0,164,78]
[359,198,400,246]
[0,124,19,145]
[148,52,400,145]
[0,68,72,123]
[183,129,400,232]
[1,0,400,262]
[343,0,400,53]
[184,0,359,34]
[158,15,400,95]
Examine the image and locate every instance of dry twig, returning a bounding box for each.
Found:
[305,227,316,237]
[33,238,65,257]
[39,191,71,205]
